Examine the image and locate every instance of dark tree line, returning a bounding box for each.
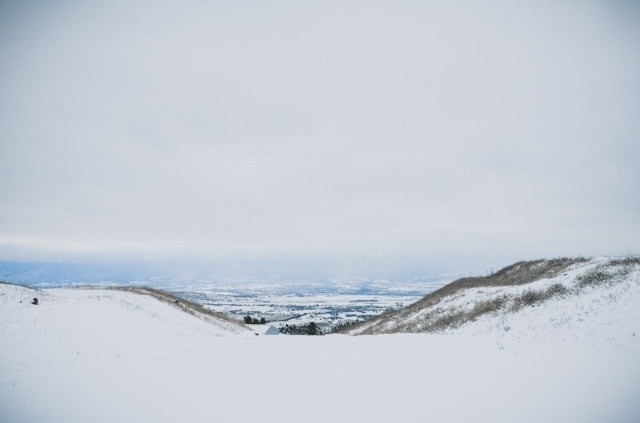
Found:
[328,320,361,333]
[244,316,267,325]
[279,322,320,335]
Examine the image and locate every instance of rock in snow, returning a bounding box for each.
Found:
[1,257,639,423]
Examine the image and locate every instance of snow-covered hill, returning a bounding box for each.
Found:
[1,258,639,423]
[340,257,640,345]
[0,283,251,338]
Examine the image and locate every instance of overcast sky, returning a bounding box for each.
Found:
[1,1,639,275]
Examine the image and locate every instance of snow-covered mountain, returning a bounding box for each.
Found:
[1,257,639,423]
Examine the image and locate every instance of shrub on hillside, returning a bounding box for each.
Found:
[577,269,610,288]
[510,283,568,311]
[513,289,546,308]
[468,296,508,320]
[609,256,640,267]
[545,283,568,297]
[423,310,466,332]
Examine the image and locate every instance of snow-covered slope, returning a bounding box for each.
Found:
[341,257,640,346]
[0,284,250,338]
[1,259,639,423]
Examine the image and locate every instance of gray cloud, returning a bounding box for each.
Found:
[1,1,639,271]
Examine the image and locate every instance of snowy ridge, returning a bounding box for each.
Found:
[110,286,251,334]
[0,283,252,340]
[341,257,640,346]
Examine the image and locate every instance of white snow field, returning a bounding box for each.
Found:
[2,257,640,423]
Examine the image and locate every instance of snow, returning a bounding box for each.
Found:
[2,258,640,423]
[453,261,640,357]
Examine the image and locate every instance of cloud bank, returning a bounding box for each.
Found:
[1,1,639,272]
